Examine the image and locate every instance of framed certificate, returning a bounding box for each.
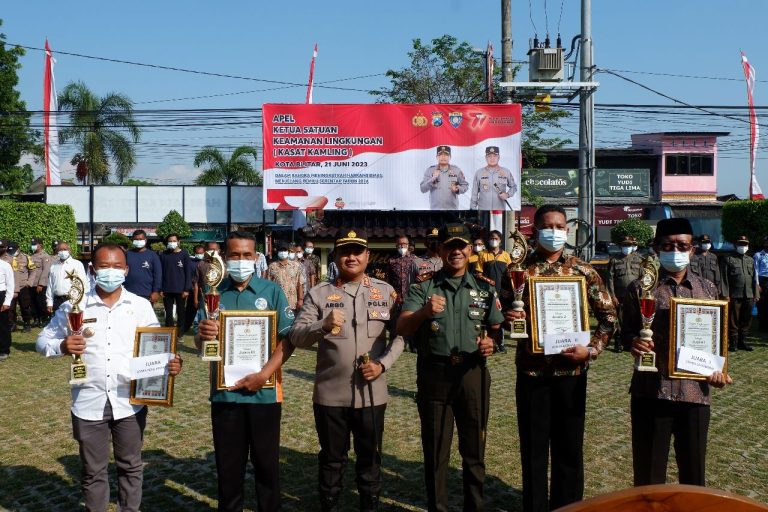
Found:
[668,298,729,380]
[528,276,590,354]
[216,310,277,391]
[130,327,177,407]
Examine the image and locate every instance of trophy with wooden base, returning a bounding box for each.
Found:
[506,230,529,340]
[635,257,659,372]
[66,271,88,385]
[201,250,225,361]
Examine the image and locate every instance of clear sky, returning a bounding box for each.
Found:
[4,0,767,195]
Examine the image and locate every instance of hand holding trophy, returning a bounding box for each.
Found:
[636,257,659,372]
[506,230,529,340]
[201,250,225,361]
[66,270,88,385]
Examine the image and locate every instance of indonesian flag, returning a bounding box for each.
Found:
[43,39,60,186]
[306,43,317,104]
[742,52,763,200]
[486,41,494,102]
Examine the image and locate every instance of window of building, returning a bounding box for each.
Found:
[665,154,714,176]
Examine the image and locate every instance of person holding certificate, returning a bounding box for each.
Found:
[291,229,404,512]
[195,231,296,512]
[623,218,732,487]
[36,243,183,512]
[502,204,617,512]
[398,223,502,512]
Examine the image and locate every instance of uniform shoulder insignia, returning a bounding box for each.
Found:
[390,290,398,300]
[416,271,434,283]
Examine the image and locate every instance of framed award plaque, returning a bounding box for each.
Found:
[216,310,277,391]
[668,297,729,380]
[130,327,177,407]
[528,276,590,354]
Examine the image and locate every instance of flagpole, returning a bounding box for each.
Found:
[741,52,764,200]
[43,39,61,186]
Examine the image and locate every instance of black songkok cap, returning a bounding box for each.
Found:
[655,218,693,239]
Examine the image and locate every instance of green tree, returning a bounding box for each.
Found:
[611,218,654,247]
[58,81,141,185]
[373,34,570,206]
[123,178,155,186]
[193,146,261,186]
[0,21,36,174]
[156,209,191,241]
[101,231,131,249]
[0,164,33,193]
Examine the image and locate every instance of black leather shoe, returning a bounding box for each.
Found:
[738,343,754,352]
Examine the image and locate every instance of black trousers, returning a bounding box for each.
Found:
[313,404,386,505]
[631,397,709,486]
[32,286,49,322]
[184,294,197,334]
[728,298,753,341]
[7,287,33,328]
[53,294,69,313]
[516,372,587,512]
[0,291,10,354]
[417,358,489,512]
[162,293,186,335]
[759,277,768,329]
[211,402,282,512]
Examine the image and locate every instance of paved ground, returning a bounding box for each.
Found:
[1,324,766,511]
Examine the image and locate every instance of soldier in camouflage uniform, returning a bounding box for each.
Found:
[606,235,642,351]
[720,235,757,351]
[690,234,721,291]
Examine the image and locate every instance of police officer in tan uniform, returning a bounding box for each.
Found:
[1,242,32,332]
[470,146,518,210]
[720,235,758,351]
[606,235,642,351]
[291,228,404,512]
[28,238,53,327]
[420,146,469,210]
[690,234,721,291]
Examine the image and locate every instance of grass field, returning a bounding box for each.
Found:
[1,324,767,511]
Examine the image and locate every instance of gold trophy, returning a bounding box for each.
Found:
[66,270,88,385]
[635,257,659,372]
[506,230,529,340]
[201,250,225,362]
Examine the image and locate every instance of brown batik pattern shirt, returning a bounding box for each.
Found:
[514,253,617,377]
[622,270,718,405]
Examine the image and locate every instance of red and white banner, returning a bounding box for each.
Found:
[305,44,317,104]
[263,103,522,211]
[43,39,60,186]
[741,52,764,200]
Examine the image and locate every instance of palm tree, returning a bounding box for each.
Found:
[194,146,261,233]
[193,146,261,186]
[58,81,141,184]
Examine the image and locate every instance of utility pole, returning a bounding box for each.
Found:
[501,0,515,247]
[578,0,595,260]
[501,0,513,103]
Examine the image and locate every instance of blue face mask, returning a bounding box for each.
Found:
[659,251,690,272]
[95,268,126,293]
[537,229,568,253]
[226,260,255,283]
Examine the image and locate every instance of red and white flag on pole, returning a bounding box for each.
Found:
[305,43,317,104]
[741,52,763,200]
[43,39,60,186]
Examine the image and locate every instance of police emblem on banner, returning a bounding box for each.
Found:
[431,112,443,127]
[412,111,428,127]
[448,112,463,128]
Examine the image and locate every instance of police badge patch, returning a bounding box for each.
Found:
[449,111,463,128]
[284,306,295,319]
[255,298,268,310]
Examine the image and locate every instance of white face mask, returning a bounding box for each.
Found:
[296,251,304,259]
[489,239,500,249]
[31,244,38,252]
[194,253,204,260]
[737,246,748,255]
[277,251,289,260]
[167,242,178,250]
[659,250,690,272]
[537,229,568,253]
[132,239,146,249]
[58,250,70,261]
[474,245,484,253]
[287,252,296,260]
[621,246,632,256]
[701,243,711,252]
[631,245,638,253]
[397,247,408,256]
[305,247,314,255]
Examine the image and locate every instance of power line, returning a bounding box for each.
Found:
[9,42,376,94]
[600,66,767,84]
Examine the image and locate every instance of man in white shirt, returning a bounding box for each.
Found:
[0,240,14,361]
[36,243,182,511]
[46,242,89,313]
